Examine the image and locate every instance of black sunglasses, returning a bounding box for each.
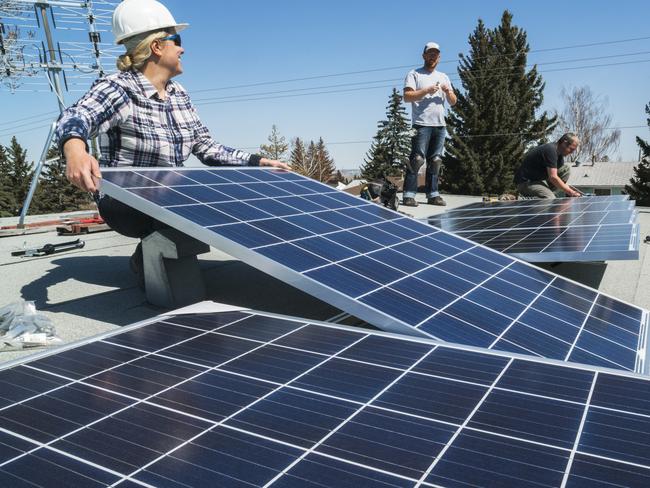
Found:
[160,34,181,47]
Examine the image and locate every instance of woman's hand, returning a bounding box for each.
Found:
[259,157,291,171]
[64,138,102,192]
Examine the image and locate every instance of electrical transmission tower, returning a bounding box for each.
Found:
[0,0,119,226]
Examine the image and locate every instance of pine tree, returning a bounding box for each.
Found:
[290,138,314,178]
[33,147,91,214]
[625,101,650,206]
[360,88,411,180]
[443,11,556,195]
[333,170,347,184]
[0,145,17,217]
[259,124,289,161]
[4,136,34,215]
[314,138,336,183]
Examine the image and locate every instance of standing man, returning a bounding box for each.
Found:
[514,133,581,199]
[402,42,457,207]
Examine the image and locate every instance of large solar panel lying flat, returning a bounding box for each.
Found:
[2,303,650,487]
[427,196,640,262]
[101,168,649,373]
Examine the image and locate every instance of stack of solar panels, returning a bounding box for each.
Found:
[426,195,640,262]
[1,167,647,486]
[1,303,650,486]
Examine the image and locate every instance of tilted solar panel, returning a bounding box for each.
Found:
[427,197,640,262]
[100,168,649,372]
[1,303,650,487]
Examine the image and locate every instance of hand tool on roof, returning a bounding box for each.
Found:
[11,238,85,257]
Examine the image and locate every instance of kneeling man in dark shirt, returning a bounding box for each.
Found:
[514,133,581,199]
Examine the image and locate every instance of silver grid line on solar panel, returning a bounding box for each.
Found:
[2,303,650,486]
[99,168,649,373]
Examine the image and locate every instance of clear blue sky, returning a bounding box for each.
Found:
[1,0,649,169]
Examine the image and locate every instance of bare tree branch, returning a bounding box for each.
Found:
[556,85,621,162]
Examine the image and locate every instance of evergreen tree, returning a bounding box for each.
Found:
[32,147,91,214]
[289,138,313,178]
[314,138,336,183]
[625,101,650,206]
[0,145,16,217]
[4,136,34,215]
[443,11,556,195]
[333,170,348,184]
[259,124,289,160]
[360,88,411,180]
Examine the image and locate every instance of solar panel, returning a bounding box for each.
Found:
[456,194,631,211]
[427,197,640,262]
[100,168,649,372]
[1,303,650,487]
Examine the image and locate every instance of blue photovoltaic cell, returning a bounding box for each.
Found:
[1,307,650,487]
[226,389,358,448]
[428,196,639,262]
[0,431,36,464]
[426,429,569,488]
[100,168,649,373]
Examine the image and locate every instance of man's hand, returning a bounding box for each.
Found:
[567,189,582,197]
[260,158,291,171]
[427,83,440,95]
[441,84,452,95]
[63,138,102,192]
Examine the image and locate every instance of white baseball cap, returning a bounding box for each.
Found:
[423,42,440,53]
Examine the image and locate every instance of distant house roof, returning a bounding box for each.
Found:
[567,161,637,188]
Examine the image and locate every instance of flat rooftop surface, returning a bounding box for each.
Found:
[1,193,649,364]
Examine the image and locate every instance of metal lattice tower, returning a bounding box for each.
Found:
[0,0,120,227]
[0,0,120,100]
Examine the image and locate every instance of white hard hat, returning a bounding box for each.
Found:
[112,0,188,44]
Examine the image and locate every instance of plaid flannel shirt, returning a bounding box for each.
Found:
[55,70,260,167]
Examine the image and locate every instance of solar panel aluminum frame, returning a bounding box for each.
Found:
[99,167,650,373]
[2,300,649,379]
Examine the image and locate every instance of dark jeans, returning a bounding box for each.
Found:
[403,125,446,198]
[97,194,169,239]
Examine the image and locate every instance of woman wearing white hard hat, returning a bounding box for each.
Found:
[55,0,289,285]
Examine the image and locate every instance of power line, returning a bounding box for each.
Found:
[1,123,646,149]
[5,36,650,139]
[190,35,650,94]
[0,110,58,128]
[192,59,650,107]
[237,126,647,151]
[4,35,649,134]
[192,51,650,105]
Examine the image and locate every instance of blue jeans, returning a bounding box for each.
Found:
[403,125,446,198]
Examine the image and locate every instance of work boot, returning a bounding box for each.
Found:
[402,197,419,207]
[129,242,145,290]
[427,196,447,206]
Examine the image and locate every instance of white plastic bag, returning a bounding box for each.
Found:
[0,300,62,351]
